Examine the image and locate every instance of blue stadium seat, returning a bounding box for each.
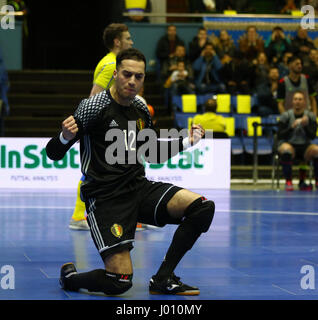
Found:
[241,116,273,155]
[174,112,196,129]
[231,137,244,155]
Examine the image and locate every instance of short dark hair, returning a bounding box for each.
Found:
[205,99,217,113]
[103,23,128,50]
[287,55,301,65]
[116,48,146,71]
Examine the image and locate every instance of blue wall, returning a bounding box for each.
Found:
[0,20,22,70]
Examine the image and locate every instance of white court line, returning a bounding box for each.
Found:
[23,253,32,262]
[1,206,317,216]
[213,194,318,199]
[0,194,75,198]
[300,259,318,266]
[39,268,51,279]
[0,205,74,210]
[271,284,297,295]
[217,209,318,216]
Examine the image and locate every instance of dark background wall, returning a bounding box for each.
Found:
[24,0,123,70]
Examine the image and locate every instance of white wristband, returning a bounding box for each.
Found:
[182,137,191,150]
[59,132,70,145]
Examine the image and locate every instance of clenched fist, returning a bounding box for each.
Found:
[62,116,78,141]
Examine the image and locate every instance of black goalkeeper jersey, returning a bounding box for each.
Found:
[46,90,184,199]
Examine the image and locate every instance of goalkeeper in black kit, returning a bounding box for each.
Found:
[46,48,215,296]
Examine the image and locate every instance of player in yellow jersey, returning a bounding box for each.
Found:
[69,23,133,230]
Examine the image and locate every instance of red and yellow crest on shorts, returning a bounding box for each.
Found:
[136,118,145,131]
[111,224,123,238]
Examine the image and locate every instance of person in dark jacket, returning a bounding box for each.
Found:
[156,25,185,70]
[192,43,225,94]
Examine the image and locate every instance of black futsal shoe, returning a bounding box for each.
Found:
[149,273,200,295]
[59,262,78,291]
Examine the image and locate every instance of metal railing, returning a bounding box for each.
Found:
[123,12,306,19]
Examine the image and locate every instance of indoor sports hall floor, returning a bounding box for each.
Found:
[0,187,317,300]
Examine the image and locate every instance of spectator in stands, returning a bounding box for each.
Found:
[192,98,226,135]
[238,26,265,63]
[169,61,195,96]
[265,26,292,65]
[277,91,318,191]
[192,43,225,94]
[188,27,210,63]
[254,66,280,116]
[278,51,293,78]
[220,50,253,95]
[160,44,193,82]
[277,55,317,115]
[280,0,297,13]
[252,51,270,87]
[156,25,185,72]
[291,27,316,68]
[210,30,236,64]
[303,49,318,91]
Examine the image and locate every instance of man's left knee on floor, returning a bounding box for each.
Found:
[184,197,215,233]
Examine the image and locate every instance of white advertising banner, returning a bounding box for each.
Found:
[0,138,231,189]
[0,138,81,189]
[145,139,231,189]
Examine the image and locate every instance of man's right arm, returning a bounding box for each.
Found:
[46,115,79,161]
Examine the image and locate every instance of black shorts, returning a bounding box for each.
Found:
[85,178,183,261]
[292,144,310,160]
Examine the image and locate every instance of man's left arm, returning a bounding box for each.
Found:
[151,125,205,164]
[303,113,317,140]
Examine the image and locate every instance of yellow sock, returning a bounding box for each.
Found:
[71,180,86,221]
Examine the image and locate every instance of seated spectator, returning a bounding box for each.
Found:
[280,0,297,13]
[220,50,253,95]
[265,26,292,65]
[277,55,317,115]
[156,24,185,73]
[252,51,270,87]
[278,51,293,78]
[277,91,318,191]
[160,44,193,83]
[238,26,265,63]
[192,98,226,134]
[169,61,195,95]
[210,29,236,64]
[192,43,225,94]
[291,27,316,68]
[189,27,209,63]
[302,48,318,91]
[254,66,280,116]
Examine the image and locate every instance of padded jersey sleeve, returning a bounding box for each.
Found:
[74,92,109,134]
[46,92,110,161]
